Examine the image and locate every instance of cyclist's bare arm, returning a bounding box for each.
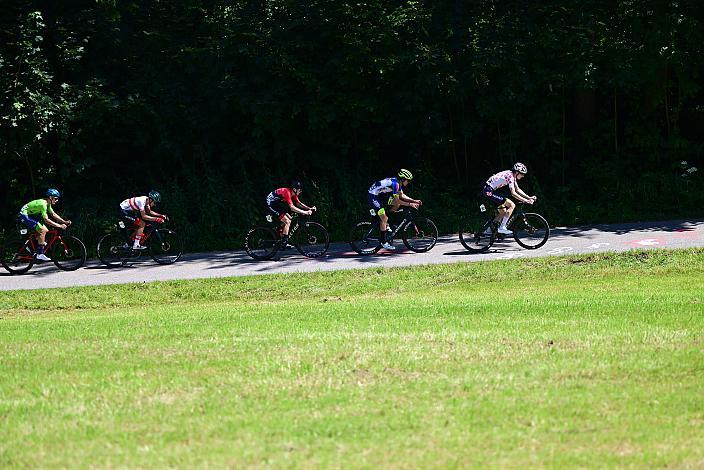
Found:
[288,203,312,216]
[146,206,168,220]
[140,208,165,222]
[45,217,66,229]
[47,209,70,227]
[514,183,536,202]
[296,201,315,212]
[398,192,421,207]
[509,187,534,204]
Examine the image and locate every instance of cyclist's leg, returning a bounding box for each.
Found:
[280,213,292,235]
[368,193,388,234]
[132,219,147,248]
[37,223,48,245]
[18,214,41,238]
[481,185,508,224]
[34,224,51,259]
[120,208,146,249]
[119,208,137,236]
[267,201,291,244]
[499,199,515,228]
[370,194,395,249]
[388,196,402,213]
[20,214,49,256]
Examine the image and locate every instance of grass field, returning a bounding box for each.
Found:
[1,249,703,467]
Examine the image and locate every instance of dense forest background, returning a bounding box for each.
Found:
[1,0,703,251]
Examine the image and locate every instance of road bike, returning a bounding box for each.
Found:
[459,201,549,253]
[245,214,330,260]
[348,207,438,255]
[97,219,183,267]
[1,226,86,274]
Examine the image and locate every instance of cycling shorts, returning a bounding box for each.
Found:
[367,193,387,216]
[480,184,507,206]
[119,208,141,226]
[267,200,290,220]
[18,213,45,233]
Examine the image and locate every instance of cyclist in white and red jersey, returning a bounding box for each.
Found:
[265,181,316,247]
[482,163,536,235]
[119,190,168,250]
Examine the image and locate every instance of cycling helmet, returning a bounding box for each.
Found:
[46,188,61,198]
[148,190,161,203]
[398,169,414,180]
[512,163,528,174]
[290,180,302,190]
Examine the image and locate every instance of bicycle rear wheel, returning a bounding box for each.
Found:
[245,226,278,260]
[402,217,438,252]
[51,235,87,271]
[512,213,550,249]
[459,216,495,253]
[1,236,35,274]
[294,222,330,258]
[148,229,183,264]
[348,221,381,255]
[97,231,130,268]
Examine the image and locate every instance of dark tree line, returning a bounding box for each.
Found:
[2,0,703,250]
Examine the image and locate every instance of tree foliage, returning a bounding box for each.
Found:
[1,0,703,249]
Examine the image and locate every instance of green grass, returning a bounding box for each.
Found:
[1,249,703,467]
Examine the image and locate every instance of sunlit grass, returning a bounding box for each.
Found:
[1,249,703,467]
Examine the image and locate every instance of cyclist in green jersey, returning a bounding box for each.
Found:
[18,188,72,261]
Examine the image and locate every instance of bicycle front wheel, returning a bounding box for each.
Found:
[97,232,130,268]
[402,217,438,253]
[245,226,278,260]
[512,213,550,249]
[1,236,35,274]
[459,216,495,253]
[348,221,381,255]
[51,235,87,271]
[295,222,330,258]
[148,229,183,264]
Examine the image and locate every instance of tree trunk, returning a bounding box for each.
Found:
[447,104,460,180]
[464,134,470,186]
[614,85,620,191]
[18,150,36,198]
[664,68,671,156]
[561,87,566,187]
[497,120,504,168]
[613,85,618,156]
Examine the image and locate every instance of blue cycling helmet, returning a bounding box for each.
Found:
[46,188,61,198]
[148,190,161,203]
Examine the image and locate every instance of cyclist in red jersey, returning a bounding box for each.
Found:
[265,181,316,247]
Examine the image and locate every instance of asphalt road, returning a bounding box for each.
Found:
[1,219,702,291]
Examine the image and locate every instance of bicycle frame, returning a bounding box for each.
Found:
[480,203,528,232]
[11,229,65,261]
[364,209,417,240]
[269,214,308,242]
[119,220,163,245]
[506,204,534,230]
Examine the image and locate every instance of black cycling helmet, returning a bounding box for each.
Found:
[148,190,161,203]
[290,180,302,190]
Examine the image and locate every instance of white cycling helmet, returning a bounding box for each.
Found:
[513,162,527,174]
